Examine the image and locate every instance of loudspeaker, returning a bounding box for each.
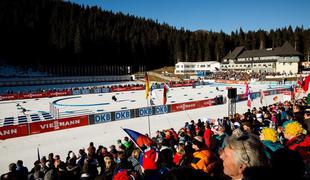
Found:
[227,88,237,99]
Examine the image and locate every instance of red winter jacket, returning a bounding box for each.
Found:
[173,152,183,166]
[203,128,212,149]
[285,134,310,163]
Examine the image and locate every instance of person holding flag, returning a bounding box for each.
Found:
[122,128,160,178]
[122,128,153,150]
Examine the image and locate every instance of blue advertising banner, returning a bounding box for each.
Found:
[137,107,153,117]
[81,89,90,94]
[115,110,131,120]
[154,105,169,114]
[93,89,101,94]
[72,90,81,95]
[94,112,112,124]
[101,88,110,93]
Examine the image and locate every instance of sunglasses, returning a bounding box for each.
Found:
[237,134,251,166]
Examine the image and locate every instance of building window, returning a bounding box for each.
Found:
[207,65,210,67]
[201,65,205,67]
[176,65,179,68]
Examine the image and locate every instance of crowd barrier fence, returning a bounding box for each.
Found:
[0,88,289,140]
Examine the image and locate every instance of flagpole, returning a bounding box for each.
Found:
[144,72,151,138]
[147,98,151,138]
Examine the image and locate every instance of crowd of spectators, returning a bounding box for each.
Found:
[2,80,196,96]
[1,96,310,180]
[205,71,295,81]
[2,83,145,95]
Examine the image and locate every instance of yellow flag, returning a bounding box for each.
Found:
[145,73,150,99]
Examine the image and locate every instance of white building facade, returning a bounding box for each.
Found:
[175,61,220,75]
[221,42,301,74]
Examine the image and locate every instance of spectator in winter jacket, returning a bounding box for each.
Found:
[113,151,133,175]
[259,127,283,159]
[87,142,96,156]
[0,163,23,180]
[191,136,219,175]
[66,155,80,179]
[28,165,44,180]
[77,149,87,170]
[303,108,310,133]
[16,160,28,179]
[54,154,62,169]
[101,156,115,179]
[141,148,161,179]
[283,121,310,164]
[203,123,212,149]
[128,148,142,176]
[270,148,306,180]
[220,133,269,180]
[211,124,227,157]
[173,143,185,166]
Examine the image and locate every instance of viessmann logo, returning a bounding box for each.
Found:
[0,95,15,100]
[24,93,43,98]
[0,128,18,136]
[51,92,67,96]
[39,120,80,130]
[176,103,196,110]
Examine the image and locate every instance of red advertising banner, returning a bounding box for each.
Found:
[171,101,200,112]
[277,88,288,94]
[238,94,247,101]
[111,87,127,92]
[111,86,144,92]
[130,86,145,91]
[282,91,292,96]
[49,90,72,97]
[30,115,89,134]
[20,92,46,99]
[171,83,193,87]
[200,99,216,107]
[264,91,270,96]
[0,90,73,101]
[215,80,247,84]
[0,124,29,140]
[0,94,19,101]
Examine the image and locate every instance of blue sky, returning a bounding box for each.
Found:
[68,0,310,34]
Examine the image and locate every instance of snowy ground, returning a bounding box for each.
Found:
[0,83,287,173]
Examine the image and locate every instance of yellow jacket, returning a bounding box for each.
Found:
[191,149,218,174]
